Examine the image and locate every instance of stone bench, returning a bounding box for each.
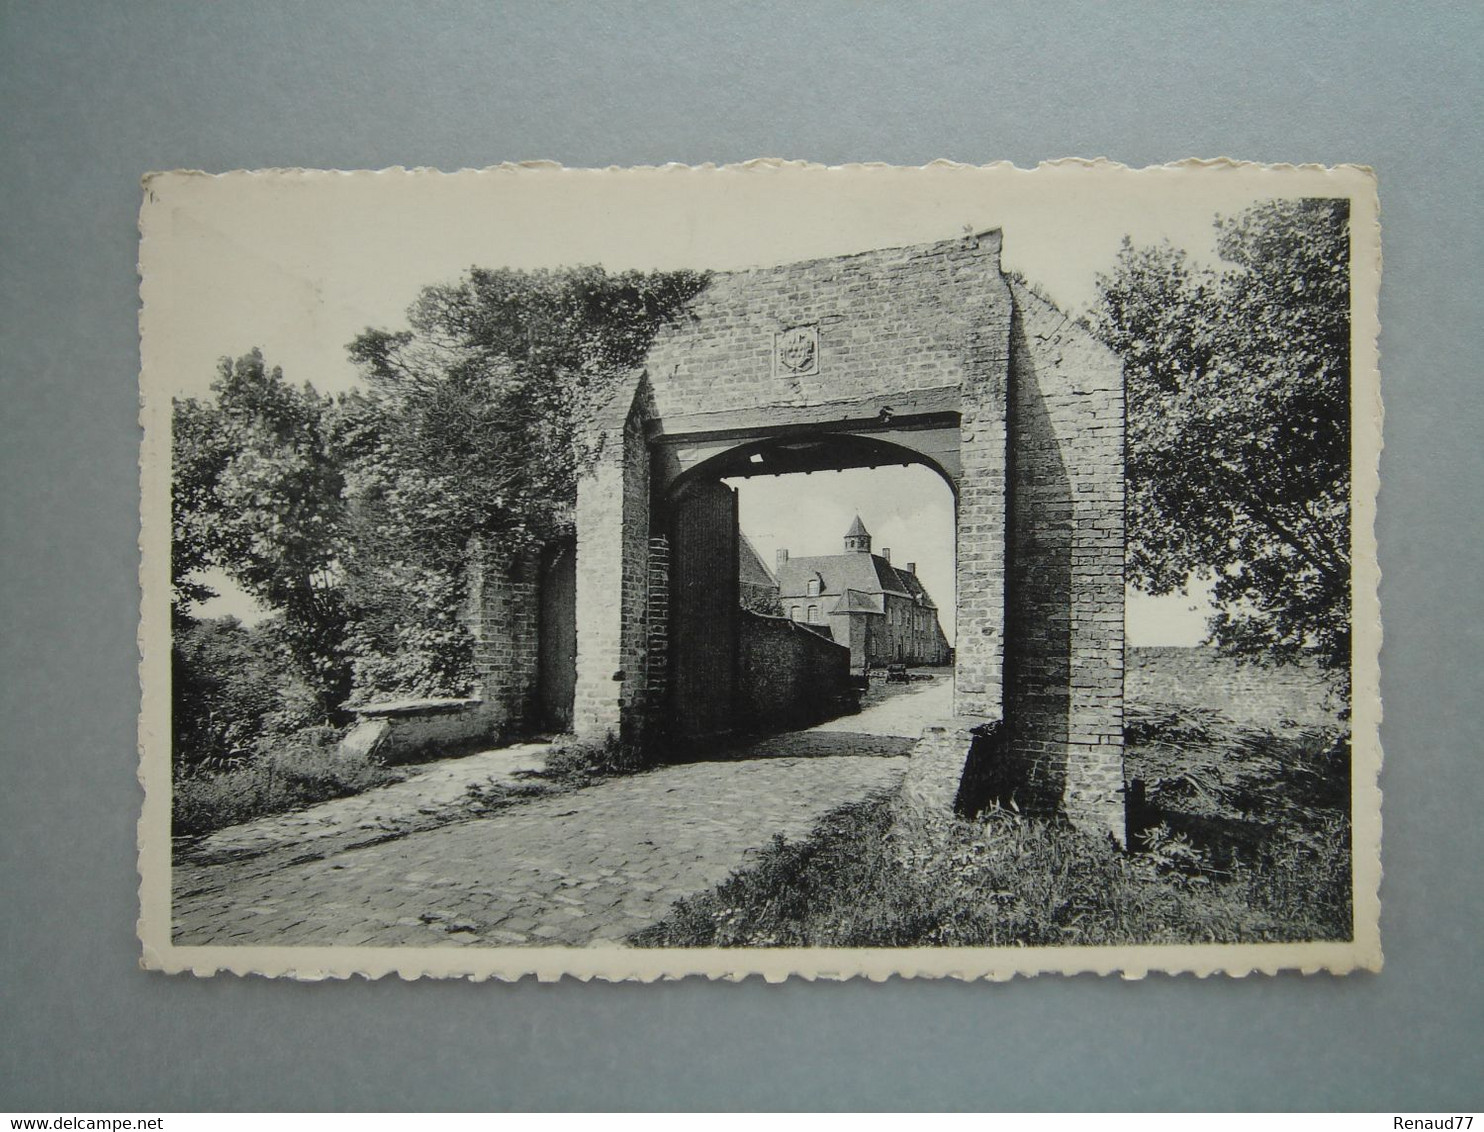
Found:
[337,697,495,765]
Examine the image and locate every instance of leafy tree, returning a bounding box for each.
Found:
[172,350,351,713]
[1091,198,1351,676]
[341,266,708,697]
[348,265,709,546]
[171,615,319,769]
[171,268,709,739]
[740,588,785,618]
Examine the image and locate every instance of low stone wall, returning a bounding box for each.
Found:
[736,612,855,731]
[892,720,985,836]
[338,698,495,765]
[1127,646,1344,727]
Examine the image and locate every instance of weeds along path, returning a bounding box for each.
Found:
[172,727,916,948]
[173,743,554,893]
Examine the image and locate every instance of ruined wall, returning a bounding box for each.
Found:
[1001,283,1127,845]
[736,612,853,731]
[467,547,540,736]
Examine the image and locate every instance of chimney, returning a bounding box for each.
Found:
[906,562,916,575]
[776,549,789,572]
[881,547,891,564]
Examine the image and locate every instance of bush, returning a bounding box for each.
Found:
[172,726,400,838]
[540,733,646,784]
[171,614,323,771]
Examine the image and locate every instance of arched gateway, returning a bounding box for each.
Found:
[478,231,1128,844]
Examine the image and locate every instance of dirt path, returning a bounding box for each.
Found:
[815,673,952,735]
[172,685,955,948]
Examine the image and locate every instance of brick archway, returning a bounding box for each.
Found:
[654,431,957,744]
[562,231,1128,843]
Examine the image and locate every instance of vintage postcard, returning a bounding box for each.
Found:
[138,160,1381,980]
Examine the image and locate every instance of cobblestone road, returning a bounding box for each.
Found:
[174,677,953,948]
[181,744,551,869]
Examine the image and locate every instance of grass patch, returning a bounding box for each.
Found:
[172,727,403,838]
[635,710,1353,949]
[462,779,557,814]
[538,732,647,785]
[634,796,1350,948]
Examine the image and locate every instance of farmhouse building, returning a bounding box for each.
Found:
[775,516,951,670]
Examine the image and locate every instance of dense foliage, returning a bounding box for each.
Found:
[340,265,707,698]
[1090,199,1351,676]
[635,706,1352,948]
[171,266,707,773]
[173,351,350,713]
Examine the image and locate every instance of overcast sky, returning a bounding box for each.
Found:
[150,162,1344,643]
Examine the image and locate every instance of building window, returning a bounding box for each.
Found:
[807,604,821,623]
[790,605,802,621]
[806,576,821,597]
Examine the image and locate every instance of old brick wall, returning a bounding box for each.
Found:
[736,612,853,731]
[954,262,1012,720]
[466,547,540,736]
[1127,646,1344,727]
[573,378,654,741]
[644,233,1013,419]
[1000,283,1127,845]
[644,533,671,722]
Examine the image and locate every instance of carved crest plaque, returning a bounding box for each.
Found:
[774,324,819,378]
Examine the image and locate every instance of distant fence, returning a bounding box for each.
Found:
[1126,646,1344,727]
[737,611,855,732]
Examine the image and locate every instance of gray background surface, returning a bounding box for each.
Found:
[2,0,1480,1112]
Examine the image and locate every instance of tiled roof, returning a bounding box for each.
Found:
[891,566,936,607]
[828,588,885,615]
[738,534,778,590]
[776,552,936,610]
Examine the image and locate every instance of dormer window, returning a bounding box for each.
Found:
[806,575,822,598]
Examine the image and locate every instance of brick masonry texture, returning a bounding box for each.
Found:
[467,546,540,736]
[736,611,853,730]
[644,233,1013,419]
[1002,283,1127,845]
[954,264,1012,722]
[891,722,979,835]
[644,233,1012,723]
[572,378,655,741]
[1128,646,1344,727]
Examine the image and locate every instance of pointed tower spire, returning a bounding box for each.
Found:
[843,514,872,553]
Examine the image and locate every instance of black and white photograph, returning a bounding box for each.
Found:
[138,162,1380,979]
